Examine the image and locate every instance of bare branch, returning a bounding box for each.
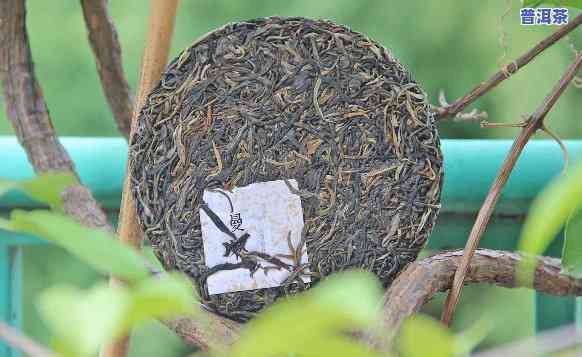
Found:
[368,249,582,350]
[80,0,134,139]
[0,0,110,230]
[441,53,582,325]
[475,324,582,357]
[435,13,582,120]
[0,321,56,357]
[165,311,242,352]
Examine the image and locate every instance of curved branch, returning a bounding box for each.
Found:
[80,0,134,139]
[368,249,582,350]
[441,53,582,325]
[165,311,242,352]
[0,0,110,230]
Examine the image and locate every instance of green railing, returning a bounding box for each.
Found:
[1,136,581,356]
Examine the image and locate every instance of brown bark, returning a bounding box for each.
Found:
[369,249,582,350]
[165,313,242,351]
[441,53,582,325]
[80,0,134,139]
[0,0,110,231]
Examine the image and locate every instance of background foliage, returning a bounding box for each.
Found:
[0,0,581,356]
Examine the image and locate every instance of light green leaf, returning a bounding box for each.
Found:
[518,160,582,260]
[2,210,149,283]
[0,173,77,209]
[37,283,130,357]
[123,273,196,328]
[562,208,582,277]
[455,316,492,356]
[398,314,455,357]
[0,179,18,198]
[38,275,196,357]
[230,270,384,357]
[522,0,582,8]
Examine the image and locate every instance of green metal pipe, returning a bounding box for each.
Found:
[0,137,580,213]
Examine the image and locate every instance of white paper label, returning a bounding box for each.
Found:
[200,179,309,295]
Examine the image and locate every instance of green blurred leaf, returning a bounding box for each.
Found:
[123,273,196,328]
[455,316,492,356]
[0,179,17,198]
[562,208,582,277]
[230,270,384,357]
[37,283,130,357]
[398,314,455,357]
[518,160,582,258]
[38,274,196,357]
[522,0,582,8]
[1,209,149,283]
[0,173,77,209]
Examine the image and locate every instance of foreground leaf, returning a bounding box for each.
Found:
[518,160,582,258]
[562,208,582,277]
[1,210,149,283]
[123,273,196,328]
[37,283,130,357]
[38,275,196,357]
[398,314,455,357]
[229,270,384,357]
[0,173,77,209]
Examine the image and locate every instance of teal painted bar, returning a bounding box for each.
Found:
[0,137,580,214]
[0,136,581,349]
[0,244,21,357]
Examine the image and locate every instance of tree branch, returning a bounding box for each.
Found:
[80,0,134,139]
[0,1,237,354]
[0,0,109,230]
[435,13,582,120]
[367,249,582,350]
[165,311,242,352]
[475,324,582,357]
[441,53,582,325]
[0,321,56,357]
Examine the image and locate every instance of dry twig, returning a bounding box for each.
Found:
[0,321,56,357]
[80,0,134,139]
[441,53,582,325]
[435,13,582,120]
[475,324,582,357]
[0,0,109,230]
[369,249,582,350]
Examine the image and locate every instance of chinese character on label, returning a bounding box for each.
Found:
[200,180,309,295]
[521,7,568,26]
[230,212,243,232]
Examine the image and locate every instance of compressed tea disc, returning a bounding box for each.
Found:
[130,16,443,322]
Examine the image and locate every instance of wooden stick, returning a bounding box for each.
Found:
[441,53,582,326]
[368,249,582,350]
[100,1,179,356]
[435,13,582,120]
[80,0,134,139]
[0,321,56,357]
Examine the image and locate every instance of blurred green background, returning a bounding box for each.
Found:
[2,0,581,356]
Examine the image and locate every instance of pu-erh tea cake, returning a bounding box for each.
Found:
[130,16,443,322]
